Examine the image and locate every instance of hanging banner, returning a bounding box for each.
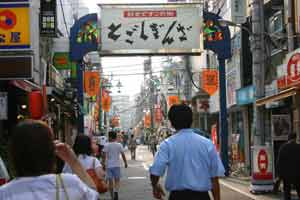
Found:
[168,95,180,107]
[155,105,162,123]
[0,92,8,120]
[111,116,120,127]
[251,146,273,182]
[0,3,30,49]
[102,94,111,112]
[100,4,202,55]
[84,72,100,97]
[201,69,219,96]
[144,113,151,128]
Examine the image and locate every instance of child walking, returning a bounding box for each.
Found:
[103,131,128,200]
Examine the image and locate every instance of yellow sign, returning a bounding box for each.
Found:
[0,4,30,49]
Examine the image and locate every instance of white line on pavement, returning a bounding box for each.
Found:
[220,180,257,200]
[128,176,147,180]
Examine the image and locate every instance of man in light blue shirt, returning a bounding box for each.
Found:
[149,104,225,200]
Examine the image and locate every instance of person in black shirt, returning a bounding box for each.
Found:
[277,133,300,200]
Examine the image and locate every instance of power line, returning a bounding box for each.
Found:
[59,0,70,37]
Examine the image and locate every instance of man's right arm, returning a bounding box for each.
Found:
[211,177,220,200]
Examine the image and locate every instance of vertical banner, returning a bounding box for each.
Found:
[201,69,219,96]
[84,72,100,97]
[144,113,151,128]
[0,92,8,120]
[168,95,180,107]
[155,104,162,123]
[102,93,111,112]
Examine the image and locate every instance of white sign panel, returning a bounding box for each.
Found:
[231,0,246,24]
[0,92,8,120]
[101,4,202,54]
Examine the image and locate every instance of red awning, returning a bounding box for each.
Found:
[9,80,41,92]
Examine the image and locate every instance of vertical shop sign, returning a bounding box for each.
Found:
[211,124,219,151]
[84,72,100,97]
[40,0,57,36]
[0,3,30,49]
[0,92,7,120]
[271,115,291,141]
[201,69,219,96]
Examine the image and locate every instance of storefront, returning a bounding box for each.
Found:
[256,49,300,176]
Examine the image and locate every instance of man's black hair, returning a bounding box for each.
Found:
[73,135,92,156]
[168,104,193,131]
[109,131,117,140]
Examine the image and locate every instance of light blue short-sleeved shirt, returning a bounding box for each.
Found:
[149,129,225,192]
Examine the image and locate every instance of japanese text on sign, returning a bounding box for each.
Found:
[101,5,201,53]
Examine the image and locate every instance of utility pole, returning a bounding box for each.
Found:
[149,57,155,135]
[252,0,265,145]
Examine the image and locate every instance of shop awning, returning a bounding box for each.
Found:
[9,80,41,92]
[256,87,300,106]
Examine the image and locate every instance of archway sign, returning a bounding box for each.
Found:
[69,13,100,133]
[99,3,203,56]
[203,11,232,175]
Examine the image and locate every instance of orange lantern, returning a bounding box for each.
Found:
[84,72,100,97]
[168,95,180,107]
[29,91,43,119]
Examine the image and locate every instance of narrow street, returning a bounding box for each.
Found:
[101,146,256,200]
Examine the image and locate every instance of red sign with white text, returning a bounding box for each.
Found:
[124,10,177,18]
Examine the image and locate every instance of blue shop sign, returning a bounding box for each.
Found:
[237,85,255,105]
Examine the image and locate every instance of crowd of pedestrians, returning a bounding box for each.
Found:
[1,104,300,200]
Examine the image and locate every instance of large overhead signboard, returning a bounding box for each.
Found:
[100,4,202,55]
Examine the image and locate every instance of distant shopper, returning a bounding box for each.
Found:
[150,104,225,200]
[0,120,98,200]
[277,133,300,200]
[103,131,128,200]
[128,135,137,160]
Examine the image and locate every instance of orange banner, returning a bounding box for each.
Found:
[202,69,219,96]
[144,113,151,128]
[168,95,180,107]
[155,105,162,123]
[84,72,100,97]
[102,94,111,112]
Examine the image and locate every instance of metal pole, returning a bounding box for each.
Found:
[287,0,295,52]
[99,78,103,134]
[149,57,155,134]
[218,58,229,175]
[252,0,265,145]
[77,62,84,134]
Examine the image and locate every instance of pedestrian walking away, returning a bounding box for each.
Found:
[0,120,99,200]
[103,131,128,200]
[150,104,225,200]
[277,132,300,200]
[128,135,137,160]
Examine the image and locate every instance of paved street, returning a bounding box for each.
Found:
[100,146,269,200]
